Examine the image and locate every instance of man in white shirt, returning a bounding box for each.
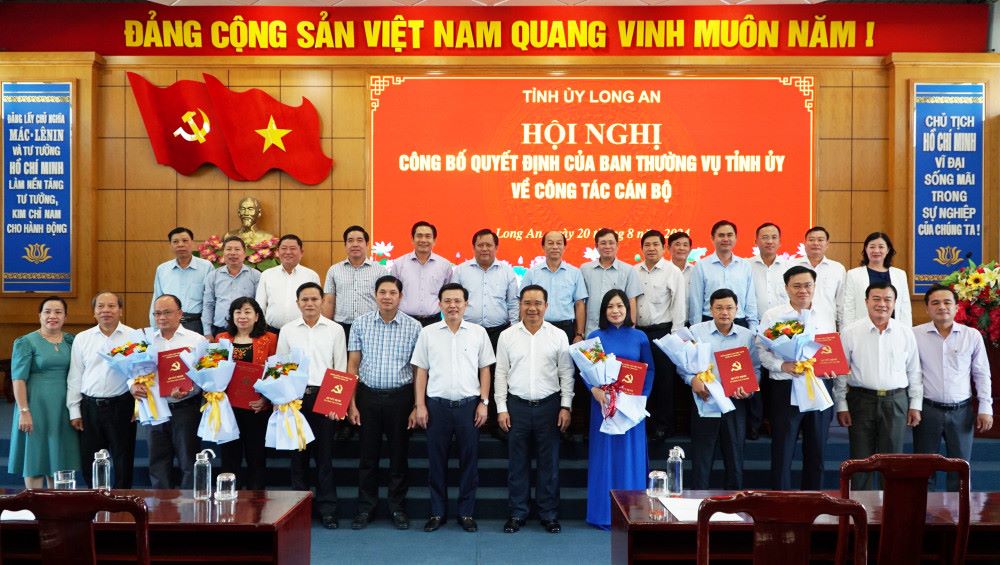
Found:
[634,230,686,440]
[836,281,922,490]
[495,285,574,534]
[277,282,348,529]
[132,294,207,489]
[412,283,495,533]
[792,226,846,330]
[748,222,790,440]
[67,291,136,488]
[667,231,694,291]
[256,234,320,333]
[913,284,993,491]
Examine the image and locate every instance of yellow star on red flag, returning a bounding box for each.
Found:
[255,115,291,153]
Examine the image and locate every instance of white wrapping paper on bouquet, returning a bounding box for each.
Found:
[654,329,735,418]
[100,328,171,426]
[758,311,833,412]
[254,349,315,450]
[180,339,239,444]
[568,337,648,435]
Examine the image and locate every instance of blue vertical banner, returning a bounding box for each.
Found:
[912,83,984,294]
[2,82,72,293]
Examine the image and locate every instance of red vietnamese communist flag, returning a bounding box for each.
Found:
[203,74,333,185]
[126,73,245,180]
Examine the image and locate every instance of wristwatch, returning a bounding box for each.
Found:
[19,408,29,413]
[480,397,490,407]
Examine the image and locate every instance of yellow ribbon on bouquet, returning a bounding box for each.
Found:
[201,392,226,435]
[132,373,159,420]
[695,363,716,384]
[277,399,308,451]
[793,357,819,400]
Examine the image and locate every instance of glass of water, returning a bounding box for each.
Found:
[53,470,76,489]
[215,473,237,501]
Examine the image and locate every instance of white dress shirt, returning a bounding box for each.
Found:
[149,326,208,403]
[494,322,574,414]
[758,303,836,381]
[751,255,790,316]
[634,259,686,330]
[411,320,496,401]
[276,316,348,387]
[835,317,922,412]
[66,323,134,420]
[844,266,912,328]
[792,256,846,330]
[914,322,992,415]
[256,264,321,330]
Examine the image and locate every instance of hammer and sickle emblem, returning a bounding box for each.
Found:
[333,385,343,394]
[622,374,634,384]
[731,361,742,372]
[170,361,181,371]
[821,345,832,354]
[172,108,211,143]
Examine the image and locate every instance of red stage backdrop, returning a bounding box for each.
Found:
[370,76,813,270]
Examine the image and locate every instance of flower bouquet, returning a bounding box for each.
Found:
[758,311,832,412]
[568,337,647,435]
[942,259,1000,345]
[99,329,171,426]
[180,340,239,444]
[195,235,280,272]
[254,350,314,450]
[654,329,734,418]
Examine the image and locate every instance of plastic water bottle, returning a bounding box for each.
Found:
[194,449,216,500]
[666,446,685,497]
[92,449,112,491]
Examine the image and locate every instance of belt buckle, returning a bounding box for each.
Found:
[876,389,888,397]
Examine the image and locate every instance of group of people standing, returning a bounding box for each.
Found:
[5,218,992,534]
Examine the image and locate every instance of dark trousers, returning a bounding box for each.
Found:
[413,314,441,327]
[747,367,767,435]
[181,315,203,334]
[638,323,676,435]
[211,325,227,339]
[484,323,510,432]
[356,383,414,514]
[149,395,201,489]
[337,322,352,342]
[552,319,590,437]
[690,398,746,490]
[426,396,479,518]
[80,392,136,489]
[218,407,270,490]
[846,387,908,490]
[291,388,338,516]
[506,393,561,521]
[913,399,975,492]
[769,379,834,490]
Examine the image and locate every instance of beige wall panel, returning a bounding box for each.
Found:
[331,87,366,138]
[99,68,125,87]
[125,138,176,189]
[230,68,281,87]
[330,244,347,265]
[852,87,888,139]
[331,138,366,191]
[226,189,280,235]
[96,241,125,293]
[814,69,852,88]
[281,190,332,242]
[281,68,332,87]
[282,85,334,139]
[125,190,177,242]
[332,69,366,87]
[98,86,125,138]
[96,189,125,241]
[851,139,888,191]
[124,292,152,329]
[853,69,889,87]
[234,169,280,191]
[332,190,367,241]
[177,164,230,191]
[282,138,334,191]
[301,242,332,275]
[816,139,851,191]
[125,241,166,293]
[815,191,852,242]
[124,85,146,139]
[97,138,125,189]
[850,191,889,242]
[826,242,854,268]
[817,87,852,139]
[177,190,230,240]
[178,68,229,83]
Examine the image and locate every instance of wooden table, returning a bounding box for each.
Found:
[611,489,1000,564]
[0,489,312,565]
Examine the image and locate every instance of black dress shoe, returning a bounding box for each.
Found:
[503,517,525,533]
[321,514,339,530]
[458,516,478,532]
[391,511,410,530]
[351,512,371,530]
[541,519,562,533]
[424,516,444,532]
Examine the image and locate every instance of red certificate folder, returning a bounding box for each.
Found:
[616,358,647,396]
[813,333,849,376]
[157,347,193,397]
[714,347,759,396]
[312,369,359,419]
[227,361,264,410]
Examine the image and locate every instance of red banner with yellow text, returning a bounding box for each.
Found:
[369,76,813,269]
[0,4,986,57]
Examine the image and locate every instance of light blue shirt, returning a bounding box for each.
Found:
[348,310,422,390]
[520,261,588,322]
[150,256,214,326]
[683,320,760,386]
[202,264,261,334]
[580,259,642,335]
[688,252,759,331]
[452,259,519,328]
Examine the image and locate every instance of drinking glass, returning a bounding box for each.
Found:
[215,473,237,501]
[646,470,668,498]
[53,470,76,490]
